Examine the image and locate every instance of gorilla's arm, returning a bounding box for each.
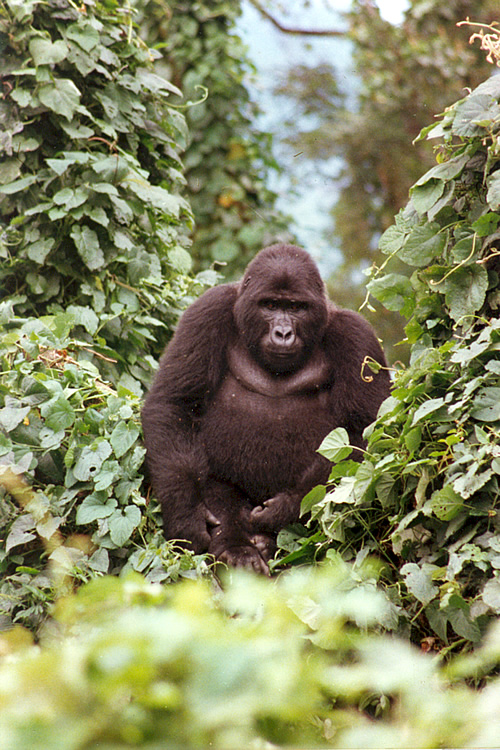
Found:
[252,308,391,532]
[141,284,238,551]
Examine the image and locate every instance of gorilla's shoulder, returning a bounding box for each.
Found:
[179,283,239,325]
[326,306,377,341]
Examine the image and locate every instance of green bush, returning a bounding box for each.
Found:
[0,319,213,631]
[0,0,216,631]
[0,0,211,389]
[1,561,499,749]
[291,75,500,652]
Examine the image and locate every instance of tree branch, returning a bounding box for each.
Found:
[247,0,346,37]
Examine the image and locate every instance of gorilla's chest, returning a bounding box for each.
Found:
[200,373,332,498]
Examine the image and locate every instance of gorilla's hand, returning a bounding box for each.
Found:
[250,492,300,531]
[171,504,219,553]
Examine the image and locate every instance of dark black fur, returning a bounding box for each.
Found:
[142,244,390,573]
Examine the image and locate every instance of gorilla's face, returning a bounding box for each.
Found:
[233,244,328,374]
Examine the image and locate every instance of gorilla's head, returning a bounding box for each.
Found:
[233,244,329,374]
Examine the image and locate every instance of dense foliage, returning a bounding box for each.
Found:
[0,0,214,630]
[1,563,499,748]
[0,0,206,386]
[135,0,290,275]
[290,72,500,653]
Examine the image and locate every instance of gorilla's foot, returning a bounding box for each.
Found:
[217,545,270,575]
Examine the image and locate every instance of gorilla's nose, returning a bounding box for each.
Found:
[271,324,295,347]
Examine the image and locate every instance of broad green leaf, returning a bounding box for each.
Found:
[317,428,352,462]
[66,305,99,335]
[73,441,113,481]
[29,38,68,66]
[410,179,444,215]
[470,387,500,421]
[136,69,182,96]
[401,562,439,605]
[300,484,326,515]
[445,264,488,324]
[125,178,182,217]
[39,427,65,450]
[482,578,500,614]
[413,152,470,187]
[378,223,408,255]
[5,515,36,553]
[412,397,445,425]
[53,187,88,209]
[38,79,81,120]
[0,404,31,432]
[26,238,55,263]
[168,246,192,274]
[326,476,356,505]
[399,223,446,267]
[108,506,141,546]
[40,394,75,431]
[0,175,38,194]
[446,600,481,641]
[109,422,140,459]
[76,494,117,524]
[452,94,493,137]
[65,22,100,52]
[453,467,493,500]
[367,273,413,313]
[429,486,463,521]
[70,225,105,271]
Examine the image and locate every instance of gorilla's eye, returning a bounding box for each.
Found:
[289,301,308,311]
[261,299,279,311]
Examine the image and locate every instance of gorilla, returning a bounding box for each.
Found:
[142,244,390,573]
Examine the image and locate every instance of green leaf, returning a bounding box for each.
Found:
[300,485,326,515]
[70,225,105,271]
[445,599,481,641]
[66,305,99,335]
[412,397,445,425]
[109,422,140,459]
[53,187,88,209]
[73,441,113,481]
[482,577,500,614]
[29,38,68,66]
[108,506,141,546]
[401,562,439,605]
[38,79,81,120]
[0,175,38,194]
[26,238,55,263]
[410,179,445,215]
[168,246,192,274]
[5,515,36,553]
[445,264,488,324]
[76,494,117,524]
[453,94,493,137]
[429,486,463,521]
[65,21,100,52]
[470,387,500,421]
[399,223,446,267]
[0,404,31,432]
[367,273,413,313]
[40,394,75,431]
[378,223,408,255]
[317,428,352,462]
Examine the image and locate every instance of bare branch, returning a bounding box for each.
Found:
[247,0,346,37]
